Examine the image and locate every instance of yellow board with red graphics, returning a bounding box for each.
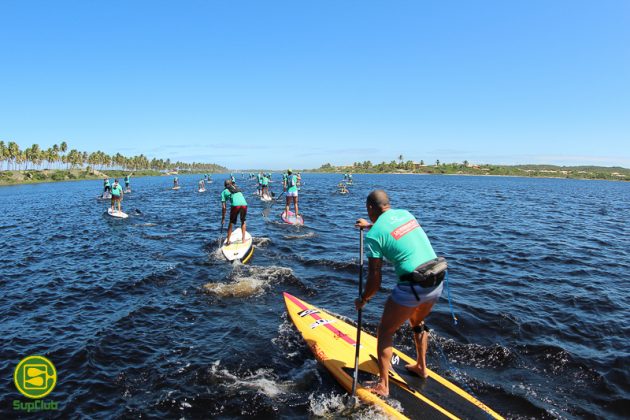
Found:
[283,293,504,420]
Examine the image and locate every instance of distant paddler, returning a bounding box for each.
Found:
[198,179,206,192]
[110,179,124,213]
[221,179,248,246]
[338,182,348,194]
[103,178,111,194]
[261,173,270,198]
[354,190,447,397]
[124,173,132,192]
[230,173,236,183]
[173,176,179,189]
[284,169,300,221]
[257,172,263,196]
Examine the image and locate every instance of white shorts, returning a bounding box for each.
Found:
[286,191,298,197]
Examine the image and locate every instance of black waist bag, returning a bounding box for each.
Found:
[399,257,448,288]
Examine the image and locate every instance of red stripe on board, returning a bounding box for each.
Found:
[284,293,357,346]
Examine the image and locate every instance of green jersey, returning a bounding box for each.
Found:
[286,175,298,193]
[261,176,269,186]
[124,175,130,183]
[111,184,123,196]
[221,189,247,206]
[365,209,437,282]
[104,180,110,187]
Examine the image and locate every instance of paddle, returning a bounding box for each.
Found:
[351,227,365,400]
[218,221,224,247]
[261,191,285,218]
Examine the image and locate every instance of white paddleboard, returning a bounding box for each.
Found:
[124,189,131,193]
[172,186,181,190]
[198,188,206,193]
[107,208,129,219]
[221,229,254,262]
[260,194,273,202]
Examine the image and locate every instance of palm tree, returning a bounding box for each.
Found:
[0,141,6,170]
[7,141,19,170]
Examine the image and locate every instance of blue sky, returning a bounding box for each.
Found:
[1,0,628,169]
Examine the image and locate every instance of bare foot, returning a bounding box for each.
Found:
[363,380,389,397]
[225,241,231,246]
[405,363,429,379]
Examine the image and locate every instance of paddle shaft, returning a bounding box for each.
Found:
[351,228,364,397]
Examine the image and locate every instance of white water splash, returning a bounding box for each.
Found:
[203,265,295,298]
[209,360,289,398]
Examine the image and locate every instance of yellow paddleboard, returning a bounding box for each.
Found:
[283,293,504,420]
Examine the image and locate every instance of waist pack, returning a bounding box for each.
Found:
[399,256,448,288]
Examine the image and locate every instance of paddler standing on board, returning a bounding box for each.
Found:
[284,169,300,222]
[124,173,132,192]
[354,190,447,397]
[103,178,111,195]
[173,176,179,188]
[221,179,248,246]
[110,179,124,213]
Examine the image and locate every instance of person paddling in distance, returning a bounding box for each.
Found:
[124,173,132,192]
[103,178,111,195]
[354,190,447,397]
[220,179,248,246]
[110,179,124,213]
[173,176,179,188]
[261,173,270,198]
[284,169,300,222]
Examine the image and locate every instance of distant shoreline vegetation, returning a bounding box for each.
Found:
[0,140,227,185]
[311,159,630,182]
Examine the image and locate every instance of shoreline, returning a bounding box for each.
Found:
[2,169,629,187]
[0,169,214,187]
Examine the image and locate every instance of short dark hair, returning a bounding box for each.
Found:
[366,190,390,209]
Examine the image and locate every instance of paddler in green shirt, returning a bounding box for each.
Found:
[354,190,446,397]
[220,179,248,245]
[103,178,110,194]
[284,169,300,221]
[124,173,132,191]
[110,179,124,213]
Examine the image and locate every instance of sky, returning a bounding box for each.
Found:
[0,0,629,169]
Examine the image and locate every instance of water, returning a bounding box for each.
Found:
[1,174,628,419]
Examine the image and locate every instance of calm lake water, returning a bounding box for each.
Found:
[1,173,628,419]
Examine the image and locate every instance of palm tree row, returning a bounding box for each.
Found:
[0,140,226,172]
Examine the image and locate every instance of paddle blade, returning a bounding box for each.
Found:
[262,207,271,218]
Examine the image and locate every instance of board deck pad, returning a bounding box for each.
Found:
[221,229,254,263]
[281,210,304,225]
[107,208,128,219]
[283,293,503,420]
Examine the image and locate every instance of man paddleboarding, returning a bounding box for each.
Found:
[284,169,300,222]
[354,190,447,397]
[103,178,111,194]
[221,179,248,246]
[173,176,179,188]
[110,179,124,213]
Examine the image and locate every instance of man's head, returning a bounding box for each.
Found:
[287,169,292,175]
[224,179,232,188]
[366,190,391,222]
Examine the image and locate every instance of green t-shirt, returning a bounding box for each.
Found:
[287,175,298,193]
[124,175,130,183]
[261,176,269,186]
[111,184,123,196]
[221,189,247,206]
[104,180,110,186]
[365,209,437,282]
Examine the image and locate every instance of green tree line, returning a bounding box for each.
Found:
[0,140,227,172]
[315,157,630,181]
